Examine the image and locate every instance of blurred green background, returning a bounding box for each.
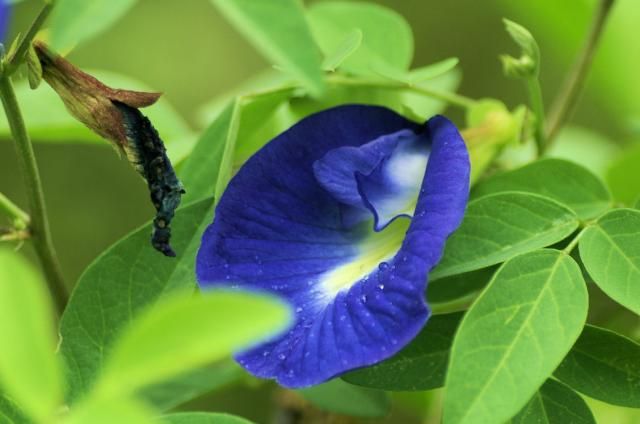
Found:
[1,1,639,421]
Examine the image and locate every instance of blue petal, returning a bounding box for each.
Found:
[197,105,469,388]
[0,0,10,42]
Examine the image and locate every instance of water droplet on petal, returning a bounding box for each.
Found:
[378,284,385,290]
[378,262,389,271]
[295,306,303,313]
[360,294,368,303]
[278,353,286,360]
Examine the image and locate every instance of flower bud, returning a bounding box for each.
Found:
[34,41,184,257]
[501,19,540,79]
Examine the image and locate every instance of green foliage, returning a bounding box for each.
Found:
[48,0,139,51]
[431,192,579,279]
[298,379,391,418]
[0,395,32,424]
[63,396,155,424]
[606,144,640,205]
[443,249,588,424]
[579,209,640,314]
[0,249,63,423]
[139,362,243,411]
[159,412,253,424]
[472,158,612,220]
[427,267,496,306]
[342,313,462,391]
[321,29,363,72]
[307,1,413,76]
[59,199,214,402]
[97,291,291,398]
[555,325,640,408]
[510,379,595,424]
[210,0,325,96]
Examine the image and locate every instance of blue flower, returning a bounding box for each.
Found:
[197,105,470,388]
[0,0,10,42]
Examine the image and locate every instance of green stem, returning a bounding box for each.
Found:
[0,76,68,315]
[3,3,54,76]
[545,0,616,144]
[0,192,30,226]
[526,77,546,155]
[326,75,477,110]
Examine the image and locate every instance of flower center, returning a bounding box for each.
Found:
[320,218,410,298]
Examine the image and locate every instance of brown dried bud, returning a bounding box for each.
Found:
[33,41,161,154]
[33,41,185,257]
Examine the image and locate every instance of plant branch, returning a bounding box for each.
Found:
[545,0,616,145]
[0,76,68,315]
[3,2,54,76]
[526,77,546,155]
[0,192,30,226]
[326,75,477,110]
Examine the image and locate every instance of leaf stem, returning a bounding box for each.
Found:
[0,191,30,226]
[326,75,477,110]
[0,76,68,315]
[525,77,546,155]
[545,0,616,145]
[3,2,54,76]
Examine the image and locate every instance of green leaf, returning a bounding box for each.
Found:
[0,249,63,423]
[321,29,363,72]
[510,379,595,424]
[1,71,195,163]
[443,249,588,424]
[59,198,214,403]
[546,126,620,180]
[0,395,32,424]
[64,396,155,424]
[372,57,459,85]
[472,158,612,220]
[342,312,462,391]
[97,291,291,397]
[139,361,243,412]
[431,192,579,280]
[210,0,324,96]
[579,209,640,314]
[159,412,253,424]
[298,379,390,418]
[180,102,240,204]
[606,144,640,205]
[555,325,640,407]
[307,1,413,76]
[427,267,497,306]
[49,0,138,51]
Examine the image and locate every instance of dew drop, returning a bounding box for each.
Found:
[360,294,368,303]
[378,262,389,271]
[339,315,347,321]
[295,306,304,313]
[278,353,286,360]
[378,284,385,290]
[262,350,270,357]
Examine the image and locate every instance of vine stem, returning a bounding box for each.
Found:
[0,76,68,315]
[326,75,477,110]
[545,0,616,146]
[0,191,30,226]
[4,3,54,76]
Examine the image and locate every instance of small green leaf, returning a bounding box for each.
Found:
[606,144,640,205]
[342,313,462,391]
[555,325,640,407]
[49,0,138,51]
[180,102,240,204]
[140,361,243,412]
[546,126,620,180]
[427,267,496,306]
[298,379,390,418]
[97,291,291,397]
[308,1,413,76]
[210,0,324,96]
[407,58,459,84]
[159,412,253,424]
[322,29,363,72]
[60,198,215,402]
[510,379,595,424]
[64,396,155,424]
[579,209,640,314]
[443,249,588,424]
[472,158,612,220]
[0,249,63,423]
[1,72,195,163]
[431,192,579,280]
[501,19,540,78]
[0,395,32,424]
